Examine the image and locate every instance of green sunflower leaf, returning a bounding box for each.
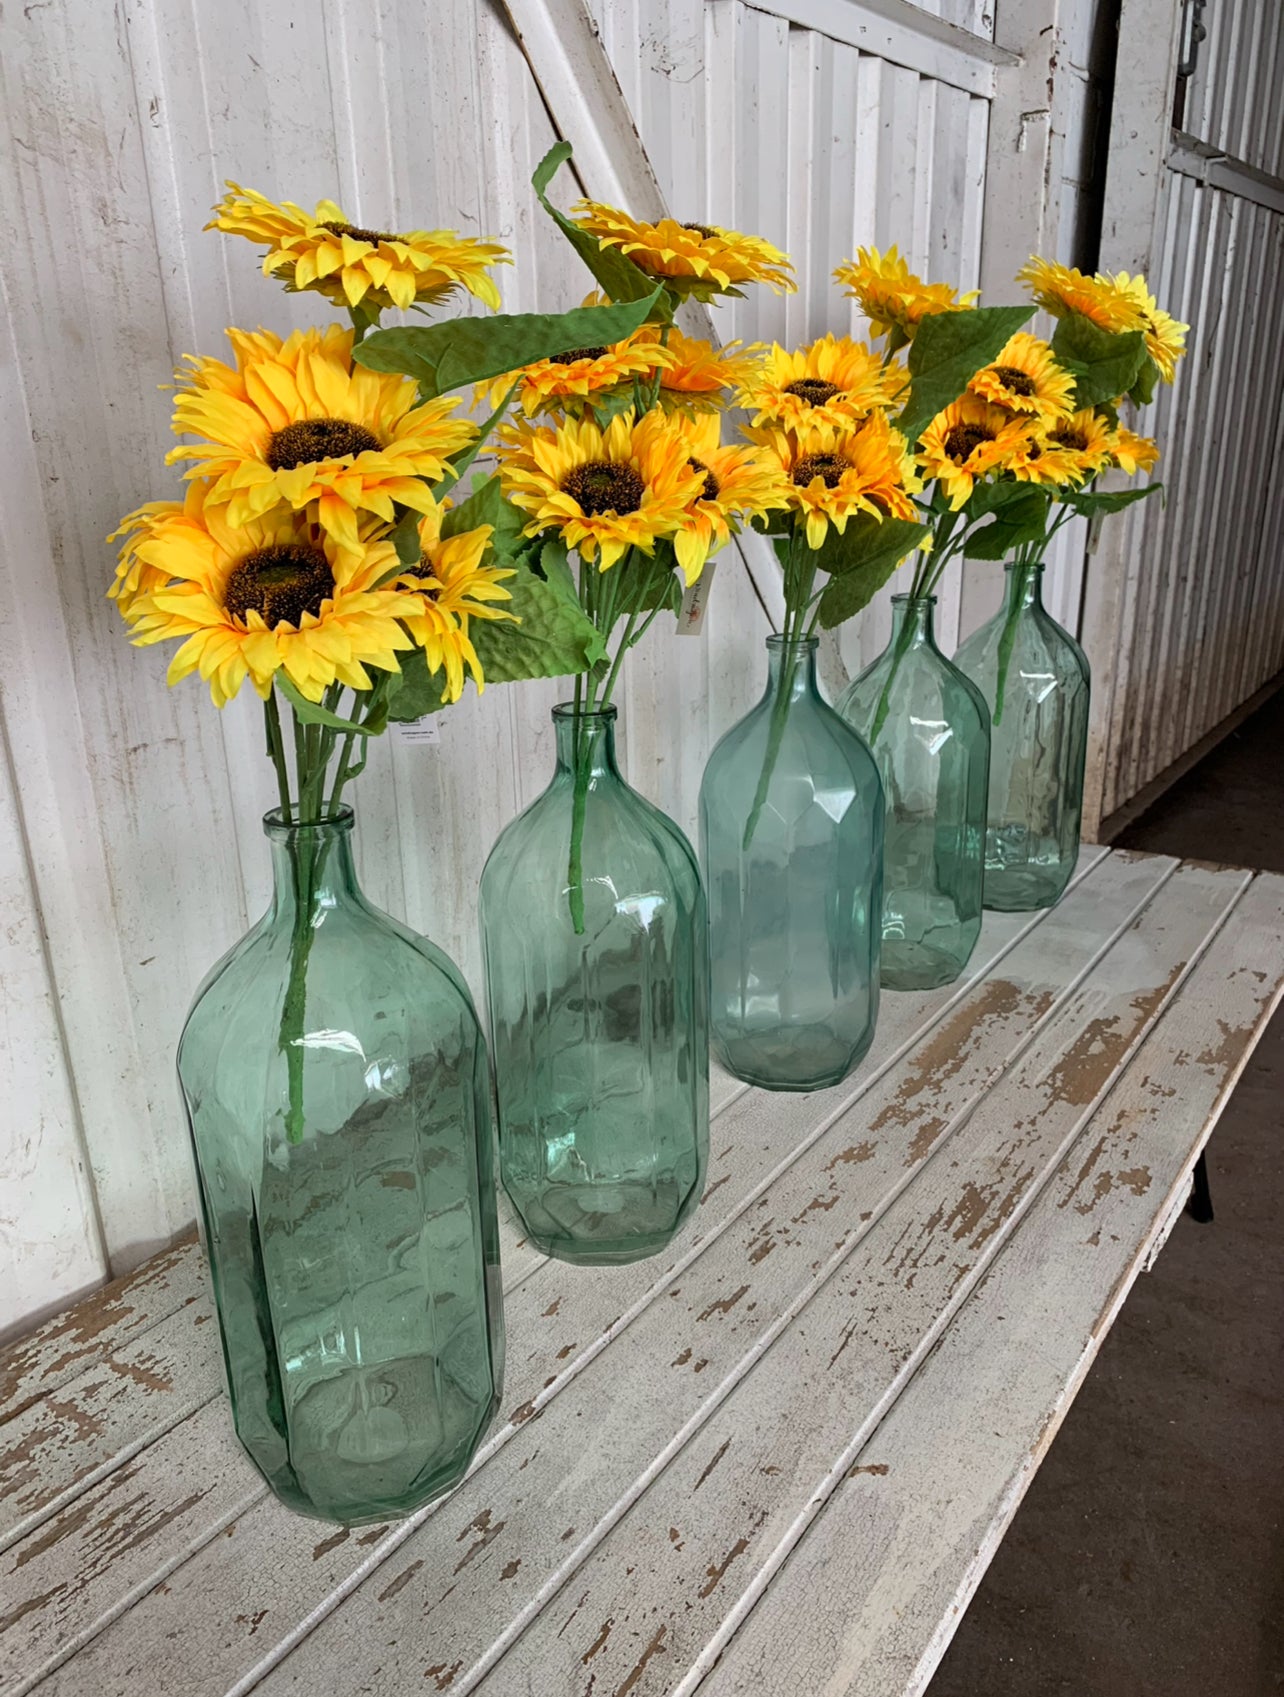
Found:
[1049,313,1147,410]
[818,513,930,580]
[1128,353,1161,408]
[385,550,605,721]
[531,142,665,311]
[470,553,606,681]
[614,545,684,619]
[895,305,1034,444]
[1057,481,1163,516]
[390,507,424,568]
[382,650,452,721]
[354,289,665,399]
[815,517,929,628]
[962,487,1052,558]
[963,478,1038,520]
[278,676,380,735]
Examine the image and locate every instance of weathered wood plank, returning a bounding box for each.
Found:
[27,856,1109,1694]
[217,856,1189,1696]
[459,863,1246,1695]
[0,1298,220,1554]
[0,1204,549,1695]
[697,870,1284,1697]
[0,1239,202,1423]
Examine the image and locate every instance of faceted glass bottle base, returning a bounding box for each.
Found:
[982,826,1076,911]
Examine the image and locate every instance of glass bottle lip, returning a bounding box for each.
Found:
[890,592,937,606]
[552,701,618,724]
[765,633,819,652]
[1005,559,1045,573]
[263,804,355,839]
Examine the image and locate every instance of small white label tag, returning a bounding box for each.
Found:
[393,715,442,746]
[677,558,717,635]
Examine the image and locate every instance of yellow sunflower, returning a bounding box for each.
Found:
[1109,424,1161,475]
[740,334,906,431]
[834,246,978,344]
[168,326,475,546]
[643,328,765,412]
[668,413,790,581]
[1103,273,1188,382]
[109,482,204,620]
[968,332,1076,422]
[571,202,795,296]
[393,501,517,701]
[490,335,669,418]
[1005,431,1085,490]
[751,412,920,550]
[1017,259,1188,382]
[1041,408,1118,480]
[497,408,705,571]
[1017,257,1136,333]
[918,397,1035,508]
[118,488,423,707]
[208,182,509,313]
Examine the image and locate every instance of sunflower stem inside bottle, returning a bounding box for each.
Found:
[744,522,820,850]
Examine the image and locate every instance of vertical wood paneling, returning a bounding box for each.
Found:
[0,733,106,1341]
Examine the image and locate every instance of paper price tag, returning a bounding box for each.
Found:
[393,715,442,746]
[677,558,717,635]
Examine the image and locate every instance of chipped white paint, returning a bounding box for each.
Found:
[0,0,1015,1325]
[4,851,1282,1697]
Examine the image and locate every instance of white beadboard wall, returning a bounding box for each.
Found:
[0,0,1096,1336]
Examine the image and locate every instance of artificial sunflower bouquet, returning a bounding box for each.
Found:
[365,142,794,930]
[833,245,1184,725]
[111,181,677,1133]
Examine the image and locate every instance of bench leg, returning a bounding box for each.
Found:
[1185,1150,1214,1224]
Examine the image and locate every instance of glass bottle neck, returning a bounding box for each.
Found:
[764,635,820,701]
[265,810,361,921]
[552,705,621,780]
[1004,561,1045,614]
[888,594,939,651]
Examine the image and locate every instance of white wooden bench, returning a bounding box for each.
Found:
[4,847,1282,1697]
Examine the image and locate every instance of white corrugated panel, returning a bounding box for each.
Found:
[1093,170,1284,823]
[0,0,1006,1326]
[1086,0,1284,829]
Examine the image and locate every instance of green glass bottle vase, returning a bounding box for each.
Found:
[479,703,709,1267]
[699,634,884,1091]
[953,561,1090,911]
[177,808,503,1526]
[838,595,990,991]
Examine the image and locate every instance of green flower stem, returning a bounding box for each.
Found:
[565,546,655,934]
[263,691,292,819]
[280,827,318,1146]
[870,604,921,744]
[744,525,816,851]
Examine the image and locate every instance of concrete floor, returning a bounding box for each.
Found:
[928,687,1284,1697]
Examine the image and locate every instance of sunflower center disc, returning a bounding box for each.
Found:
[1051,428,1089,452]
[944,423,994,463]
[682,222,720,240]
[993,365,1038,397]
[224,544,334,629]
[562,459,645,516]
[266,418,381,471]
[784,379,841,407]
[549,346,610,366]
[689,457,720,501]
[793,453,849,489]
[321,219,399,246]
